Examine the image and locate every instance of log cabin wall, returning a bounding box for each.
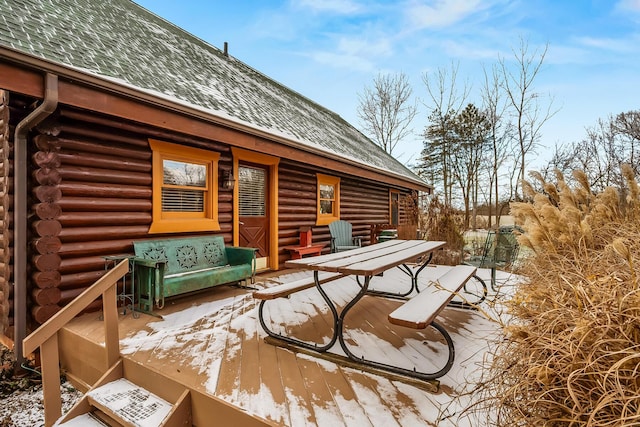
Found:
[3,97,414,329]
[0,90,10,338]
[27,106,234,326]
[0,92,38,339]
[277,160,409,266]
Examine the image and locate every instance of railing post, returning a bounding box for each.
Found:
[103,285,120,368]
[41,334,62,427]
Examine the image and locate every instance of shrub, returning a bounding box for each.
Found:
[473,165,640,426]
[423,195,464,265]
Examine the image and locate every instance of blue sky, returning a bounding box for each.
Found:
[135,0,640,169]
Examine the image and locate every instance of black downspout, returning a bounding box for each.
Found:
[13,73,58,369]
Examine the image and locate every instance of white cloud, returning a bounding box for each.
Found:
[616,0,640,13]
[307,35,392,72]
[440,39,504,60]
[292,0,363,14]
[615,0,640,23]
[309,50,375,71]
[404,0,489,29]
[575,35,640,53]
[543,44,592,65]
[337,35,393,58]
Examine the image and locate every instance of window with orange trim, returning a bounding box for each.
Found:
[148,139,221,233]
[316,174,340,225]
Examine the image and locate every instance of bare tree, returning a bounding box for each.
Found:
[538,142,579,187]
[613,111,640,141]
[582,119,621,189]
[357,72,418,156]
[500,37,557,199]
[540,111,640,193]
[419,62,470,205]
[480,64,513,227]
[611,111,640,176]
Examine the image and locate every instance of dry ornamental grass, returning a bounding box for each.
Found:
[472,165,640,426]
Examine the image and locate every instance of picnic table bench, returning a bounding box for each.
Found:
[253,271,344,301]
[388,264,478,378]
[254,271,345,351]
[255,258,479,380]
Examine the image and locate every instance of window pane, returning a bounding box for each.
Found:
[320,184,334,200]
[239,166,266,216]
[320,200,333,214]
[163,160,206,187]
[162,188,204,212]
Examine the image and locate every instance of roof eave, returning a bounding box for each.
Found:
[1,47,431,192]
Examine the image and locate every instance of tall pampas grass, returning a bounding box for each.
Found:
[472,165,640,426]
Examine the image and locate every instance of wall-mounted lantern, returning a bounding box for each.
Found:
[220,169,235,190]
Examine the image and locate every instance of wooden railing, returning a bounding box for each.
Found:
[22,259,129,427]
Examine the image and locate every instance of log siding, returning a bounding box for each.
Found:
[26,107,239,323]
[2,99,415,331]
[277,160,410,265]
[0,90,10,338]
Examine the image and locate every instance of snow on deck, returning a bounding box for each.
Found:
[112,266,521,426]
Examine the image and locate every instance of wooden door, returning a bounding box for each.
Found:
[238,164,269,267]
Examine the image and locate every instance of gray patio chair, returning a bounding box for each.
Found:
[463,225,523,291]
[329,220,362,252]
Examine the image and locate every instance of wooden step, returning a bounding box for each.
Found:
[58,377,175,426]
[85,378,173,427]
[56,412,110,426]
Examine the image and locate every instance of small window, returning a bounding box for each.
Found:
[149,139,221,233]
[317,174,340,225]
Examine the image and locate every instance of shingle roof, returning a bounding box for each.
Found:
[0,0,426,186]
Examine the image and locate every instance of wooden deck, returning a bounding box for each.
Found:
[59,266,502,426]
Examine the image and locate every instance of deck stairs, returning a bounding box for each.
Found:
[57,358,191,427]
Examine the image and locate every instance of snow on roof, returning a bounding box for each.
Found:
[0,0,426,187]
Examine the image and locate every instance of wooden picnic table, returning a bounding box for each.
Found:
[274,239,482,380]
[284,239,447,298]
[284,239,444,276]
[256,240,487,380]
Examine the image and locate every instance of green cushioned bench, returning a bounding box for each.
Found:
[133,235,256,314]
